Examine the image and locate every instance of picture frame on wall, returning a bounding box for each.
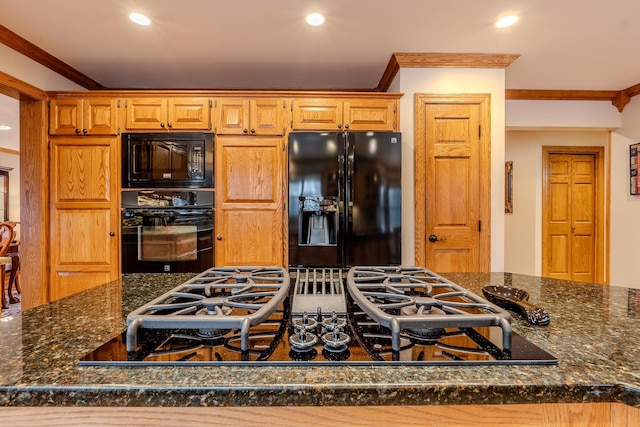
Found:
[631,143,640,195]
[505,161,513,213]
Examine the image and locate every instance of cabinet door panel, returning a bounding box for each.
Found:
[215,136,284,266]
[215,98,249,135]
[50,99,82,135]
[291,98,342,130]
[168,98,211,130]
[344,99,396,131]
[126,98,168,130]
[250,98,284,135]
[83,98,119,135]
[215,209,282,266]
[50,137,119,301]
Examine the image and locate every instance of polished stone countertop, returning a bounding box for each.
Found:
[2,271,640,407]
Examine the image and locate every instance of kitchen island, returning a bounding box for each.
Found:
[1,272,640,425]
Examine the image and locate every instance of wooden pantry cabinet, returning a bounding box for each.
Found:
[214,135,285,266]
[125,97,212,130]
[214,97,286,135]
[291,98,398,131]
[49,98,119,136]
[48,136,120,301]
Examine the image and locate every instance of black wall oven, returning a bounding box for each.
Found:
[122,132,214,189]
[121,190,214,274]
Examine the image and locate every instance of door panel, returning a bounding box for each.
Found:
[424,103,480,272]
[543,149,601,283]
[415,95,490,273]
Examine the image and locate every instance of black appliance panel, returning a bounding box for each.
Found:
[288,132,401,268]
[122,132,214,188]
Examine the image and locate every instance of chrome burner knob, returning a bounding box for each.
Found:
[289,328,318,352]
[322,311,346,331]
[293,311,318,331]
[321,328,350,352]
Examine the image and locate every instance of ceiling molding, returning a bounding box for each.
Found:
[376,52,520,91]
[377,53,638,111]
[0,25,105,90]
[393,52,521,68]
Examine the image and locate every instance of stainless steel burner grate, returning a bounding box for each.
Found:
[346,266,513,352]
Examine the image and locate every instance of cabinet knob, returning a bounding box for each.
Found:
[243,128,248,134]
[109,231,115,237]
[216,235,222,241]
[167,123,172,128]
[250,129,255,134]
[345,124,349,129]
[160,123,165,128]
[82,129,87,134]
[337,124,342,129]
[75,129,81,134]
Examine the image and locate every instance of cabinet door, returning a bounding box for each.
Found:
[291,98,343,130]
[49,137,119,301]
[250,98,285,135]
[125,98,168,130]
[215,98,249,135]
[215,136,284,266]
[50,99,83,135]
[83,98,119,135]
[344,99,397,131]
[168,98,211,130]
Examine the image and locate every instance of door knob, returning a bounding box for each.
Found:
[428,234,446,243]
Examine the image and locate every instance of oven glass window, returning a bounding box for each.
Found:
[138,225,198,261]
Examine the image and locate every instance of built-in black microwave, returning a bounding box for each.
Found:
[122,132,214,188]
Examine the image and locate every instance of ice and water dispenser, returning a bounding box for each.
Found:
[298,196,338,246]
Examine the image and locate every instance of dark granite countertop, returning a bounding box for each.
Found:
[2,272,640,407]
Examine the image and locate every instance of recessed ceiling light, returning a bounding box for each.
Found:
[0,125,11,131]
[306,13,325,26]
[129,12,151,26]
[496,15,518,28]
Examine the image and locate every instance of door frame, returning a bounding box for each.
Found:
[414,94,491,270]
[541,145,607,284]
[0,71,49,308]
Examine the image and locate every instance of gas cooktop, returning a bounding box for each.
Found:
[80,266,556,366]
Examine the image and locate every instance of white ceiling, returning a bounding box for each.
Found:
[1,0,640,148]
[1,0,639,91]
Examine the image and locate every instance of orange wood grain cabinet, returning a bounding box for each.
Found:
[49,136,120,301]
[214,97,286,136]
[214,135,284,266]
[291,98,398,131]
[49,98,119,136]
[125,98,212,130]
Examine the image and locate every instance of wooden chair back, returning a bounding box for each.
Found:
[0,222,15,257]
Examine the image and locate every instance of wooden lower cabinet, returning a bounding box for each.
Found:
[214,135,284,266]
[1,403,638,426]
[49,136,119,301]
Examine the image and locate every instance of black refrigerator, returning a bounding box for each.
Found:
[288,131,401,268]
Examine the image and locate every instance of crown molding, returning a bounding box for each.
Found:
[0,25,105,90]
[377,52,638,111]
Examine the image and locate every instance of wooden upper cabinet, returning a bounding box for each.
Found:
[50,98,119,136]
[291,98,398,131]
[215,98,285,135]
[125,98,212,130]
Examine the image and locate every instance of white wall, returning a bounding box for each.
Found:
[611,96,640,288]
[0,43,83,91]
[396,67,506,271]
[504,130,608,277]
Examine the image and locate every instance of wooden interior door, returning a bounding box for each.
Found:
[542,147,605,283]
[415,94,490,272]
[214,135,284,266]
